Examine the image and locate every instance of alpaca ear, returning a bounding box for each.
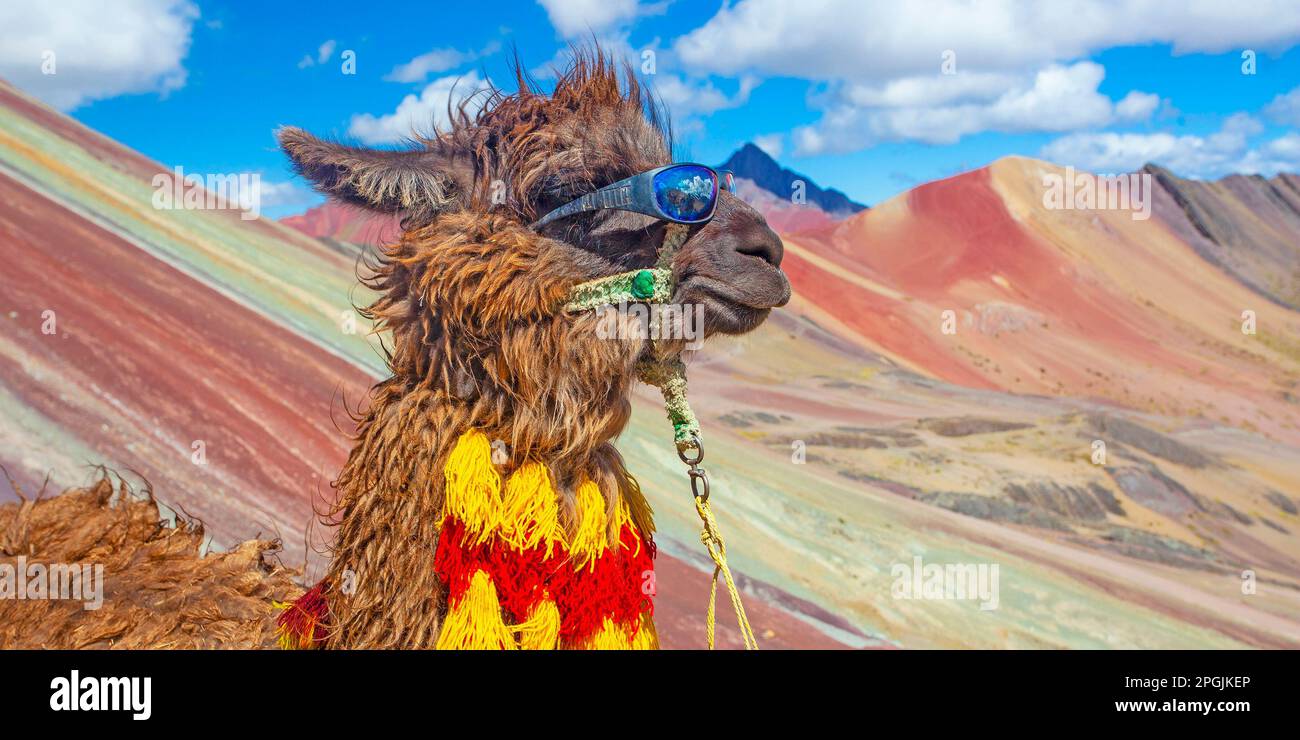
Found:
[277,126,471,220]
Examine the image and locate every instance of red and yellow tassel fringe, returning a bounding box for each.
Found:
[434,430,656,650]
[275,581,330,650]
[275,429,657,650]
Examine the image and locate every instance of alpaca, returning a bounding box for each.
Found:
[274,50,789,650]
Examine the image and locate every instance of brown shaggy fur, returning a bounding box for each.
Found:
[0,474,300,649]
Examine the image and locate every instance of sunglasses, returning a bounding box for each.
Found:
[532,163,737,229]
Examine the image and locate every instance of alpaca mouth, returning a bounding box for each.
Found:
[675,270,790,335]
[677,262,791,308]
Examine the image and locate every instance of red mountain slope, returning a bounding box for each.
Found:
[784,156,1300,445]
[280,201,401,247]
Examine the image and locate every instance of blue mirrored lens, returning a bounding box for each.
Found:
[653,165,716,222]
[721,171,736,195]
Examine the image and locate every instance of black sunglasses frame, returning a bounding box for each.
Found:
[532,163,735,229]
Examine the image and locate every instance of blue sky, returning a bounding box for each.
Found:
[3,0,1300,217]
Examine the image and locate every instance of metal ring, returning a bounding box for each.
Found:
[678,434,704,466]
[689,469,710,501]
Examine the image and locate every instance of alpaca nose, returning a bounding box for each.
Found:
[734,221,784,267]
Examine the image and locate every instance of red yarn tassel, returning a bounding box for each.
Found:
[276,581,330,649]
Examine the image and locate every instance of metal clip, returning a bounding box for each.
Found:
[677,434,709,501]
[688,466,710,501]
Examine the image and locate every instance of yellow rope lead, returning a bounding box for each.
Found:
[695,496,758,650]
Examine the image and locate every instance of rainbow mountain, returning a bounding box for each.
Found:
[2,78,1298,648]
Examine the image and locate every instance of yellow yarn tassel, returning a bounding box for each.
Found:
[444,431,503,545]
[630,613,659,650]
[613,497,633,532]
[577,616,656,650]
[617,475,656,539]
[513,599,561,650]
[499,462,566,557]
[568,480,608,569]
[611,498,646,558]
[582,617,633,650]
[435,570,517,650]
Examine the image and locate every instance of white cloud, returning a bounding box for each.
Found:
[385,49,470,82]
[0,0,199,110]
[752,134,783,160]
[384,41,501,83]
[651,74,758,119]
[675,0,1300,81]
[794,62,1157,153]
[1041,113,1299,177]
[982,63,1118,130]
[348,72,490,145]
[537,0,642,38]
[317,40,337,65]
[1264,132,1300,160]
[1265,85,1300,126]
[676,0,1300,151]
[527,0,664,78]
[1115,91,1161,121]
[251,176,315,209]
[298,39,338,69]
[1043,131,1185,172]
[841,71,1019,109]
[1235,133,1300,175]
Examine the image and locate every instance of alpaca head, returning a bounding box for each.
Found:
[278,50,789,460]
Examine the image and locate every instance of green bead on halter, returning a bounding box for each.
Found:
[630,269,656,300]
